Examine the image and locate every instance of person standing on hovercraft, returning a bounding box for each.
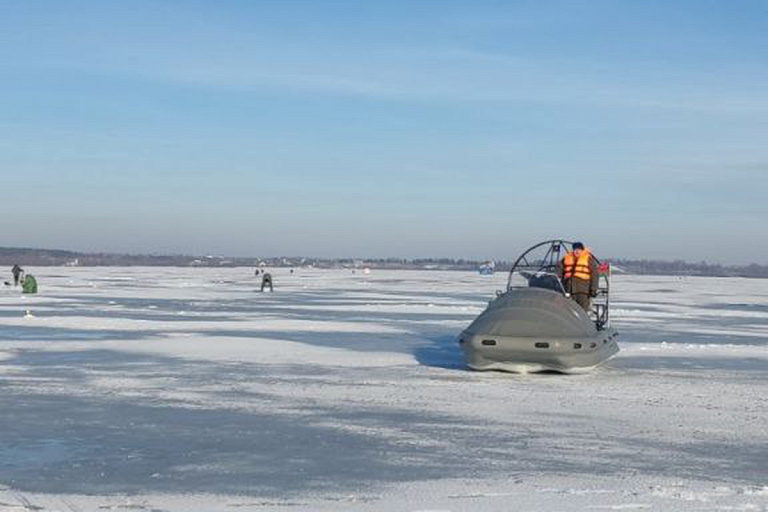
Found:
[557,242,599,312]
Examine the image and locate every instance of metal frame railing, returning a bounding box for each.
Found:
[506,239,611,330]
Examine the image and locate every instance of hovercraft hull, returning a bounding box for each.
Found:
[460,287,619,373]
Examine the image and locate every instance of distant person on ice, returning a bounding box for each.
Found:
[12,264,23,286]
[260,272,273,292]
[557,242,598,312]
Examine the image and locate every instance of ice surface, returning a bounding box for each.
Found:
[0,268,766,511]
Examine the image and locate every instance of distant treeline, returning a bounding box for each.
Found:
[1,247,767,278]
[0,248,484,270]
[610,259,768,278]
[0,247,253,267]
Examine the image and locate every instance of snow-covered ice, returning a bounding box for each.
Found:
[0,268,766,511]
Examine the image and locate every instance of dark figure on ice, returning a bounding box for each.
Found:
[260,272,273,292]
[557,242,598,312]
[12,265,23,286]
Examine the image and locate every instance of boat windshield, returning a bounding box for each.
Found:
[508,270,565,293]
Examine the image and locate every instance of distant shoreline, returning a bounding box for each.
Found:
[1,246,767,279]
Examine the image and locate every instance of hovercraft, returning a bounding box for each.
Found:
[460,240,619,373]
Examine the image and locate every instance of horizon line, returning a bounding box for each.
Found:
[1,245,765,268]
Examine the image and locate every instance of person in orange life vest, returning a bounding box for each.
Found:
[556,242,599,312]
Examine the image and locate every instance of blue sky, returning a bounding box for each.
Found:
[1,1,767,262]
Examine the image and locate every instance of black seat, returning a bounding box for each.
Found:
[527,274,562,293]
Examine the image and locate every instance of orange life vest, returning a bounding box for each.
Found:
[563,250,592,281]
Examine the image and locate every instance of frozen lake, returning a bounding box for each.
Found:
[1,268,766,511]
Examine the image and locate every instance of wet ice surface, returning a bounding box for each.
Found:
[0,268,766,511]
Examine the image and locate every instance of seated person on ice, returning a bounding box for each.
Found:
[557,242,598,312]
